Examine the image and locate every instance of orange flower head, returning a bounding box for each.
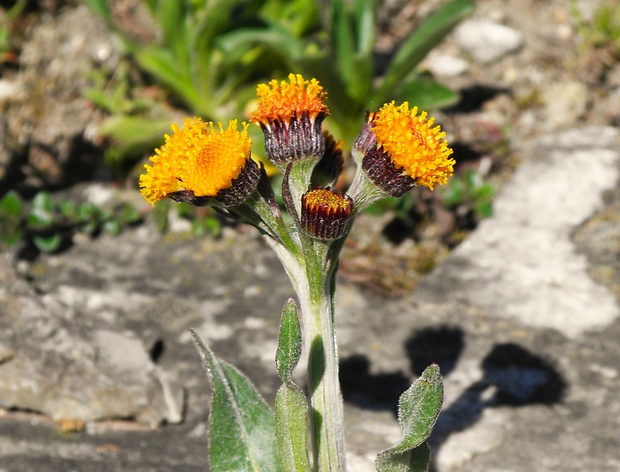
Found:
[371,101,454,190]
[251,74,329,165]
[251,73,328,127]
[140,118,256,206]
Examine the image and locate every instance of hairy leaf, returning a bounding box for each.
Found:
[376,364,443,471]
[191,330,281,472]
[273,299,311,471]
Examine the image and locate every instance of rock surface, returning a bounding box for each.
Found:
[2,0,620,471]
[454,18,525,64]
[1,125,620,471]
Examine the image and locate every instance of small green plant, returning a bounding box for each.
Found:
[0,0,27,64]
[83,0,474,163]
[140,73,453,471]
[231,0,475,145]
[442,169,495,220]
[572,0,620,57]
[82,0,307,163]
[0,190,142,254]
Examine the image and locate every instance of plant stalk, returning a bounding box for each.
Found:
[299,266,346,472]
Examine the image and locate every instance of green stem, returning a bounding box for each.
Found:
[302,266,346,472]
[271,159,347,471]
[265,236,346,472]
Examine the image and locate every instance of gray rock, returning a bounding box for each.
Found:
[423,52,470,78]
[455,18,525,64]
[419,126,620,338]
[1,5,114,188]
[542,80,589,129]
[0,254,180,427]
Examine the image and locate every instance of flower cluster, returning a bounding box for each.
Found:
[139,74,454,472]
[139,73,454,239]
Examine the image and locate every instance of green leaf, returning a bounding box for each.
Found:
[190,330,282,472]
[81,221,98,235]
[375,0,475,104]
[155,0,187,63]
[192,216,222,238]
[275,299,302,385]
[33,234,62,253]
[330,0,356,89]
[376,364,443,471]
[58,200,76,219]
[217,26,304,65]
[81,0,112,20]
[0,190,23,217]
[27,208,55,229]
[134,47,202,112]
[0,222,22,247]
[32,192,54,212]
[152,200,170,233]
[274,299,311,472]
[353,0,376,57]
[474,201,493,219]
[119,203,141,224]
[392,75,460,111]
[28,193,57,228]
[275,385,311,472]
[441,179,464,207]
[103,218,122,236]
[76,202,100,222]
[376,442,431,472]
[100,115,171,162]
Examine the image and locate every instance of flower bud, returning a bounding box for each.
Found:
[301,188,353,240]
[312,131,344,188]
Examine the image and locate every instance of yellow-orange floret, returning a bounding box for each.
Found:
[140,118,252,205]
[372,101,454,190]
[251,73,328,126]
[303,189,351,215]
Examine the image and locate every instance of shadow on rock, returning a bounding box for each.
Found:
[339,355,411,415]
[339,326,464,414]
[429,342,567,472]
[339,324,566,472]
[405,326,465,378]
[445,84,512,114]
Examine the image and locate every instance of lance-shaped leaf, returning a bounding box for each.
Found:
[274,299,311,472]
[191,330,282,472]
[373,0,475,105]
[376,364,443,472]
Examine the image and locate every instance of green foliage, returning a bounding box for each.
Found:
[364,194,416,220]
[0,190,141,254]
[82,0,294,163]
[0,0,27,63]
[274,300,311,472]
[219,0,475,145]
[0,190,24,247]
[190,330,282,472]
[83,0,474,163]
[572,0,620,56]
[441,169,495,220]
[376,364,443,472]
